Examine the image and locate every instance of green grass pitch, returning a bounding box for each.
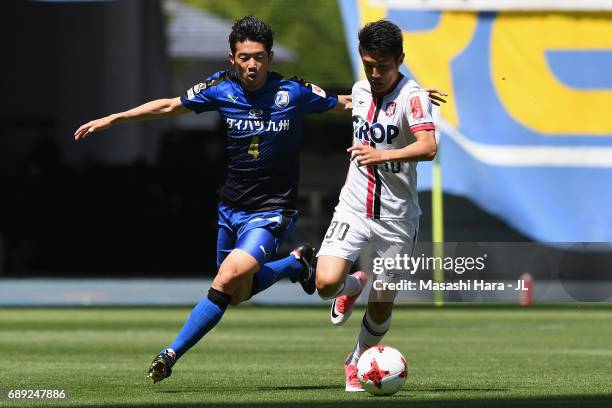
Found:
[1,305,611,407]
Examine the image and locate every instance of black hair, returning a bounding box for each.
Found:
[358,19,403,58]
[229,16,274,54]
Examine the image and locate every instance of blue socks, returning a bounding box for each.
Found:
[166,255,303,360]
[168,288,231,359]
[250,253,304,297]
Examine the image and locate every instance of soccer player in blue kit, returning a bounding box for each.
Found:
[74,16,351,383]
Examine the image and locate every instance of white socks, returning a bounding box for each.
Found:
[348,312,392,365]
[341,273,363,297]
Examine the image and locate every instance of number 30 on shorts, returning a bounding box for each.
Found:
[325,221,350,241]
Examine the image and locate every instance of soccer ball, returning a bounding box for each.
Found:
[357,346,408,396]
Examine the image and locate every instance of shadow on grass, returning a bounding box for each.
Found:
[46,394,612,408]
[157,385,340,393]
[409,387,510,392]
[156,385,509,393]
[256,385,508,392]
[257,385,347,391]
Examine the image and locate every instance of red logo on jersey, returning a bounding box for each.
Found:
[385,101,396,117]
[410,96,424,119]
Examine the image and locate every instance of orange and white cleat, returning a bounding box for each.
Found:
[330,271,368,326]
[344,353,364,392]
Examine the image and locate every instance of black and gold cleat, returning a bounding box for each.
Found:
[291,243,316,295]
[147,349,175,384]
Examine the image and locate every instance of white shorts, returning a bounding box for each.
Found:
[317,205,419,287]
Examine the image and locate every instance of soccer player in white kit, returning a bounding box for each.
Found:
[315,20,438,391]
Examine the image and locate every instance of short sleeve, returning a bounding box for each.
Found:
[407,90,435,133]
[290,77,338,113]
[180,78,219,114]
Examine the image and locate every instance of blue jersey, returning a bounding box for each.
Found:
[180,70,338,211]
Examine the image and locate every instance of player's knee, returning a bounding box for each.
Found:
[215,264,249,291]
[213,276,248,306]
[316,273,342,298]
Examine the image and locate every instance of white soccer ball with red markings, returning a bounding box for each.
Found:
[357,346,408,396]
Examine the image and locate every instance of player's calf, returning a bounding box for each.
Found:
[366,300,394,324]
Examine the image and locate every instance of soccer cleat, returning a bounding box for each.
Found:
[344,353,365,392]
[147,349,175,384]
[331,271,368,326]
[290,243,316,295]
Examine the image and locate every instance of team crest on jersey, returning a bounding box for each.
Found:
[274,90,290,109]
[385,101,396,117]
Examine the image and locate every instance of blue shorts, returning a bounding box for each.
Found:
[216,202,298,268]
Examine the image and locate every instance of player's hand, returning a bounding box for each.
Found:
[74,116,114,141]
[425,88,448,106]
[347,144,387,166]
[337,94,352,110]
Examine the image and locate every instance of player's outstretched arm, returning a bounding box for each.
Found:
[333,94,352,111]
[348,129,437,166]
[74,97,190,140]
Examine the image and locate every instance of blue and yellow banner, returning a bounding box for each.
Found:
[339,0,612,241]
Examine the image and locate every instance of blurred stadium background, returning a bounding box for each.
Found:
[0,0,611,305]
[1,2,612,407]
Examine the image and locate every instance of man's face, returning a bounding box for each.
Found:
[360,51,404,94]
[229,40,272,91]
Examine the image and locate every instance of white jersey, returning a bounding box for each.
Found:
[338,75,435,220]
